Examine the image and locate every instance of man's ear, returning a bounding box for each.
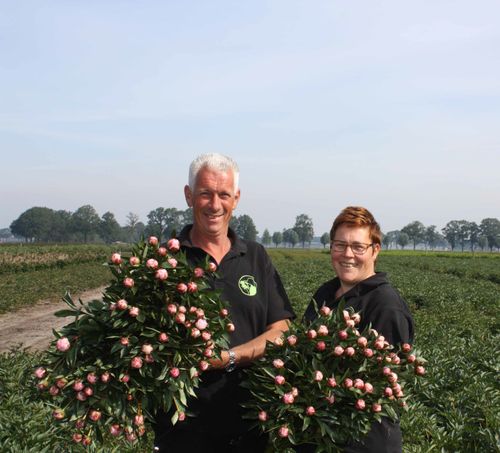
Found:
[233,189,241,209]
[184,185,193,207]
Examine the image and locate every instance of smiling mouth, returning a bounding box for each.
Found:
[340,262,357,268]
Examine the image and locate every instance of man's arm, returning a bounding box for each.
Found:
[210,319,290,370]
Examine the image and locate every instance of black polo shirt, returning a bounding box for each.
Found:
[178,225,295,347]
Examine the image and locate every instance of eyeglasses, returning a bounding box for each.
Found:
[331,241,374,255]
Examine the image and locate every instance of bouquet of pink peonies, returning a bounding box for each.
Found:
[33,236,233,448]
[242,304,426,453]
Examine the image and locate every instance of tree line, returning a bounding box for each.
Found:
[5,206,500,252]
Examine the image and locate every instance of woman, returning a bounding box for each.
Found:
[303,206,415,452]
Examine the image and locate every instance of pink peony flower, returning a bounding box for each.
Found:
[195,318,208,330]
[56,378,67,388]
[178,411,186,422]
[159,332,169,343]
[275,375,286,385]
[319,306,331,316]
[166,303,177,315]
[354,378,365,389]
[258,410,267,422]
[121,374,130,383]
[167,238,180,252]
[116,299,128,310]
[167,257,178,268]
[338,330,348,340]
[382,366,392,376]
[407,354,416,363]
[317,325,329,336]
[72,433,83,443]
[325,395,335,404]
[142,344,153,355]
[89,410,101,422]
[155,268,168,280]
[52,409,65,420]
[131,357,143,369]
[111,253,122,264]
[388,372,398,383]
[287,335,297,346]
[352,313,361,324]
[384,387,393,397]
[364,382,374,393]
[187,281,198,293]
[49,385,59,396]
[170,367,180,379]
[148,236,159,246]
[196,308,205,318]
[344,347,355,357]
[307,329,317,339]
[83,386,93,397]
[402,343,412,353]
[86,372,98,384]
[327,377,337,388]
[291,387,299,397]
[34,367,46,379]
[333,346,344,356]
[219,308,229,317]
[207,262,217,272]
[194,267,205,278]
[315,341,326,351]
[372,403,382,413]
[415,365,425,376]
[363,348,374,358]
[190,328,201,338]
[175,312,186,324]
[357,336,368,348]
[145,354,154,364]
[56,337,71,352]
[199,360,210,372]
[110,424,121,436]
[120,336,129,346]
[134,415,144,426]
[201,331,212,342]
[100,372,110,383]
[73,380,84,391]
[123,277,134,288]
[176,283,188,294]
[76,391,87,401]
[129,306,140,317]
[345,319,355,328]
[157,246,167,256]
[343,378,353,388]
[313,370,324,382]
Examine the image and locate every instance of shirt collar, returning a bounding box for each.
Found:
[178,224,247,255]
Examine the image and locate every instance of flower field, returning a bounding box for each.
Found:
[0,246,499,452]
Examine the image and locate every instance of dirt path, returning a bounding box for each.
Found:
[0,287,106,353]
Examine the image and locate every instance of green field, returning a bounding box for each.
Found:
[0,246,499,452]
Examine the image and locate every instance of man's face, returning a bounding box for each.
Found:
[184,166,240,238]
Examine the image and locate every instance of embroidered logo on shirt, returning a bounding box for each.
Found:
[238,275,257,296]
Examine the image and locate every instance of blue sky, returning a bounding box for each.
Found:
[1,0,499,236]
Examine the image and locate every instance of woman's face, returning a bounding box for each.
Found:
[331,224,380,289]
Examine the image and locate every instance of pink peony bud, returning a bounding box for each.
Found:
[120,336,129,346]
[374,340,385,350]
[110,424,121,436]
[327,377,337,388]
[146,258,158,269]
[319,306,331,316]
[196,308,205,318]
[34,367,46,379]
[388,372,398,383]
[89,410,101,422]
[333,346,344,356]
[317,325,329,336]
[134,415,144,426]
[83,386,93,397]
[352,313,361,324]
[207,262,217,272]
[170,367,180,378]
[142,344,153,355]
[313,370,324,381]
[49,385,59,396]
[100,372,110,383]
[364,382,374,393]
[357,337,368,348]
[274,337,284,347]
[86,372,98,384]
[176,283,188,294]
[354,378,364,389]
[258,410,267,422]
[307,329,317,339]
[123,277,134,288]
[219,308,229,317]
[145,354,154,364]
[199,360,210,371]
[56,378,67,388]
[167,257,178,268]
[195,318,208,330]
[72,433,83,443]
[355,399,366,410]
[306,406,316,416]
[278,426,289,438]
[203,348,213,358]
[273,359,285,369]
[175,312,186,324]
[131,357,143,369]
[73,380,84,391]
[287,335,297,346]
[382,366,392,376]
[226,323,235,333]
[384,387,393,397]
[56,337,71,352]
[282,393,294,404]
[121,374,130,383]
[126,432,137,443]
[402,343,412,353]
[407,354,416,363]
[415,365,425,376]
[148,236,159,246]
[363,348,374,358]
[193,267,205,278]
[129,256,140,266]
[325,395,335,404]
[345,319,355,328]
[343,378,353,388]
[187,281,198,293]
[275,375,286,385]
[111,253,122,264]
[166,303,177,315]
[157,246,167,256]
[129,306,140,317]
[372,403,382,413]
[167,238,180,252]
[338,330,348,340]
[82,436,92,447]
[201,331,212,342]
[76,391,87,401]
[159,332,169,343]
[344,347,355,357]
[178,411,186,422]
[155,268,168,280]
[116,299,128,310]
[315,341,326,351]
[343,310,350,321]
[53,409,65,420]
[190,328,201,338]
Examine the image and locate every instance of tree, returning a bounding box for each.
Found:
[10,207,55,242]
[383,231,400,250]
[272,231,282,248]
[232,214,258,241]
[480,218,500,251]
[71,205,100,243]
[468,222,480,252]
[424,225,440,250]
[320,233,330,248]
[146,208,169,240]
[288,230,299,248]
[401,221,425,250]
[397,232,409,249]
[456,220,471,252]
[478,235,488,251]
[261,229,271,246]
[0,228,13,240]
[293,214,314,248]
[442,221,460,251]
[100,212,122,243]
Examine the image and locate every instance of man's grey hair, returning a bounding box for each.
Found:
[188,153,240,192]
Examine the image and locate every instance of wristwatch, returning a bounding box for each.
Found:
[225,349,237,373]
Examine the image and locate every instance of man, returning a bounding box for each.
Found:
[154,153,295,452]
